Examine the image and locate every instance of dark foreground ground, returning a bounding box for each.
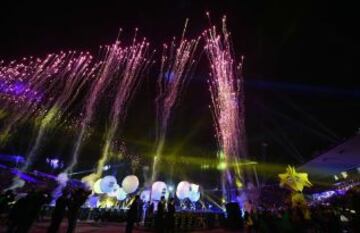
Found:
[1,221,233,233]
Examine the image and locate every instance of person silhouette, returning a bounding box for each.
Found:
[66,187,90,233]
[126,195,140,233]
[0,190,15,214]
[155,196,165,233]
[166,197,176,233]
[47,188,70,233]
[6,192,30,233]
[18,190,51,233]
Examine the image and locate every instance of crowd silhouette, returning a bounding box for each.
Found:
[0,182,359,233]
[1,186,90,233]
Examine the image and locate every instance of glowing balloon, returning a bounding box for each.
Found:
[151,181,168,201]
[93,179,103,194]
[100,176,117,193]
[121,175,139,194]
[188,191,200,202]
[140,190,151,202]
[116,187,127,201]
[176,181,190,200]
[190,183,199,193]
[108,184,120,197]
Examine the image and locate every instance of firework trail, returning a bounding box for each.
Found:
[64,43,122,173]
[0,56,54,143]
[0,52,95,189]
[203,15,247,200]
[66,33,152,174]
[95,35,152,178]
[0,52,76,144]
[21,52,95,172]
[151,20,199,181]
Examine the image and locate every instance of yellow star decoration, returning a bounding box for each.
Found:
[279,165,312,192]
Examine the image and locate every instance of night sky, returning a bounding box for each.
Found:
[0,0,359,182]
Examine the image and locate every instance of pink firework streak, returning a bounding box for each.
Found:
[151,20,200,181]
[66,34,152,173]
[65,42,124,172]
[0,52,87,144]
[203,16,247,199]
[21,52,95,172]
[96,34,153,177]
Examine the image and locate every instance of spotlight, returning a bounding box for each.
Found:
[334,175,339,181]
[217,162,227,171]
[168,185,174,192]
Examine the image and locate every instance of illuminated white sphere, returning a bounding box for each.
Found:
[93,179,103,194]
[100,176,117,193]
[176,181,191,200]
[121,175,139,194]
[190,183,199,193]
[140,190,151,202]
[116,187,127,201]
[188,191,201,202]
[151,181,168,201]
[108,184,120,197]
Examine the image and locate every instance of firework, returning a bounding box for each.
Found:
[64,42,124,173]
[66,33,152,174]
[0,53,72,143]
[151,20,200,181]
[203,16,247,200]
[95,34,152,177]
[21,52,94,172]
[0,31,152,176]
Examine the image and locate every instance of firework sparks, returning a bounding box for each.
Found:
[0,32,152,176]
[95,35,152,177]
[66,33,152,174]
[65,42,124,173]
[151,20,200,181]
[0,53,69,143]
[21,52,94,172]
[203,16,247,201]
